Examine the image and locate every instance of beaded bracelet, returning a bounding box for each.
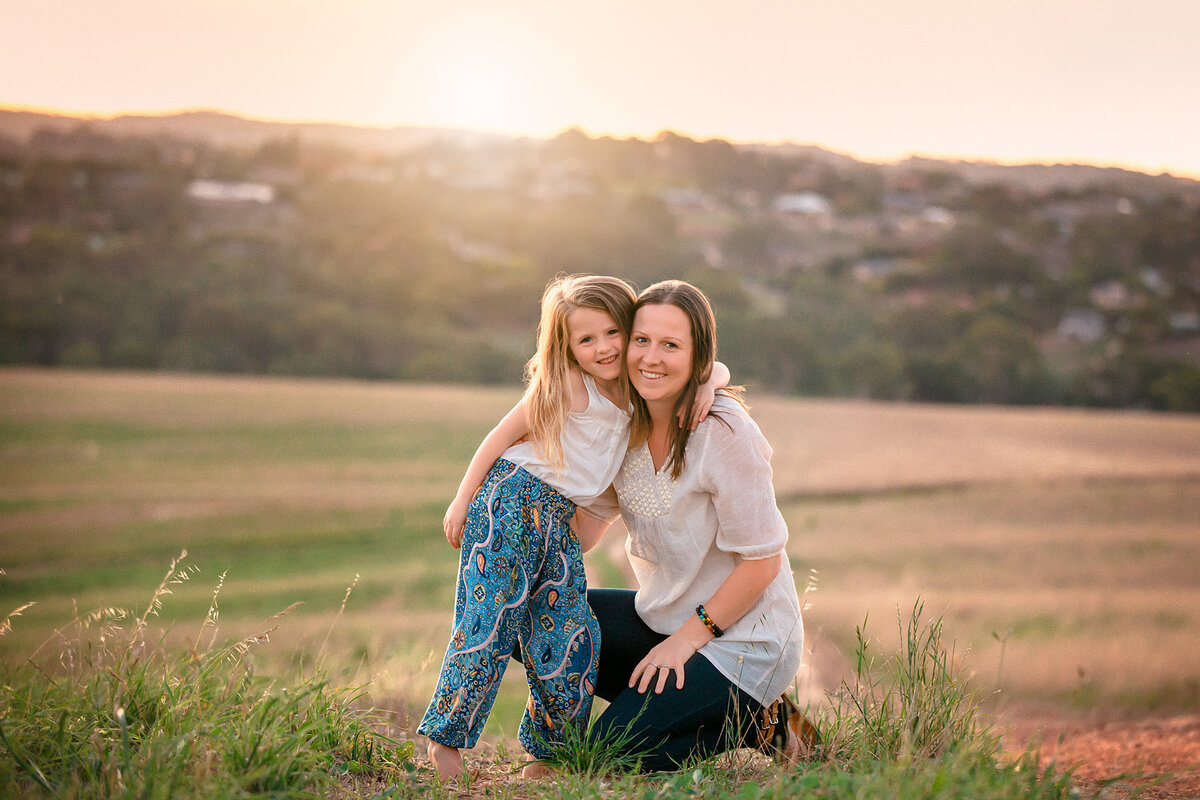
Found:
[695,604,725,638]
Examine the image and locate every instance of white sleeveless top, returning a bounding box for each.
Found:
[501,373,631,508]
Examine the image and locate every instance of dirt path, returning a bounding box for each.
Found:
[1001,712,1200,799]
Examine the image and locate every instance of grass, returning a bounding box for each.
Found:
[783,475,1200,711]
[0,554,416,799]
[2,557,1078,799]
[3,366,1200,793]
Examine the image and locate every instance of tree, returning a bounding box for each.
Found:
[950,315,1055,404]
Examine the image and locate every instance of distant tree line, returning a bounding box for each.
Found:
[1,118,1198,411]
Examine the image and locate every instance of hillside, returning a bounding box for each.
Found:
[1,108,1198,410]
[0,108,478,153]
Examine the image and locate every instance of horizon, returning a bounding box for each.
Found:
[5,2,1200,180]
[7,103,1198,182]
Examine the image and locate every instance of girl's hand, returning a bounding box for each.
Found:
[680,360,731,429]
[629,632,705,694]
[443,500,469,549]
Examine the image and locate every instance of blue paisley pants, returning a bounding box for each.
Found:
[417,459,600,758]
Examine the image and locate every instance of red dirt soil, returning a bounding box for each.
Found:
[1001,712,1200,799]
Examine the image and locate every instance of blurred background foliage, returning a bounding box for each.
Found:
[1,114,1198,410]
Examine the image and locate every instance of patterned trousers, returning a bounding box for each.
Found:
[418,459,600,758]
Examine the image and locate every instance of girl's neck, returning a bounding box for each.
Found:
[589,372,623,407]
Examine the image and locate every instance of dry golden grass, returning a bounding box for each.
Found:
[0,366,518,427]
[750,396,1200,494]
[3,367,1199,732]
[780,476,1200,714]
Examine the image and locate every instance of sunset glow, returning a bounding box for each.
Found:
[408,19,538,134]
[4,0,1200,177]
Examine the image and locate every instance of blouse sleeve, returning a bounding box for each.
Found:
[699,405,790,560]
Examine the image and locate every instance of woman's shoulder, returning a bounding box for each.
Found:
[697,394,763,448]
[707,392,755,427]
[692,394,774,484]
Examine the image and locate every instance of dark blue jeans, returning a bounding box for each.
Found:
[586,588,765,772]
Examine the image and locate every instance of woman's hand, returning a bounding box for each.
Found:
[629,631,707,694]
[443,499,469,549]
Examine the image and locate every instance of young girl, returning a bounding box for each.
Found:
[418,274,727,781]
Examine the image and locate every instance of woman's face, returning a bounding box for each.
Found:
[627,302,693,406]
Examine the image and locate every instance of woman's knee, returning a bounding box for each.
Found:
[589,690,663,750]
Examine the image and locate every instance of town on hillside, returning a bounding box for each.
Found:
[1,110,1198,410]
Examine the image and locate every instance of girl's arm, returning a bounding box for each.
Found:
[571,483,620,553]
[571,505,617,553]
[681,360,732,430]
[630,553,782,694]
[443,398,531,548]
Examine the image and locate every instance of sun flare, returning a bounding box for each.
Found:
[406,17,540,135]
[442,57,524,132]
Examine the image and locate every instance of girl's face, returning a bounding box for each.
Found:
[566,307,624,382]
[627,303,692,406]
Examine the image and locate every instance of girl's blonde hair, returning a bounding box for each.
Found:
[524,274,637,470]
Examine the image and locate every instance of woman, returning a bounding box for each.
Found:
[577,280,810,772]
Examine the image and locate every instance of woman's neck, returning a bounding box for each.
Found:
[644,397,676,432]
[643,397,678,472]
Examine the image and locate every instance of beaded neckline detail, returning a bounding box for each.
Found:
[620,446,673,518]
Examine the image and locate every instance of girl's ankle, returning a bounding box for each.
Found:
[521,759,555,779]
[427,741,464,781]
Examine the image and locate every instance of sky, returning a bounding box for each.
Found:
[4,0,1200,178]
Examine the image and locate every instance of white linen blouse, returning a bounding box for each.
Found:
[502,372,631,508]
[598,394,804,705]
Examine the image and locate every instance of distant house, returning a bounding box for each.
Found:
[187,179,275,204]
[1057,309,1106,343]
[1141,267,1171,296]
[332,163,395,183]
[921,206,954,226]
[772,191,832,215]
[528,160,594,200]
[772,191,834,233]
[1169,311,1200,333]
[1090,280,1130,311]
[851,257,900,283]
[660,187,713,210]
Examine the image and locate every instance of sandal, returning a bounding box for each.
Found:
[755,693,821,765]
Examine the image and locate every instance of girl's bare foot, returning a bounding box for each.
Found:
[427,740,464,782]
[521,760,555,779]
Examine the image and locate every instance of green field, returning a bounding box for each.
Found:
[3,366,1200,746]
